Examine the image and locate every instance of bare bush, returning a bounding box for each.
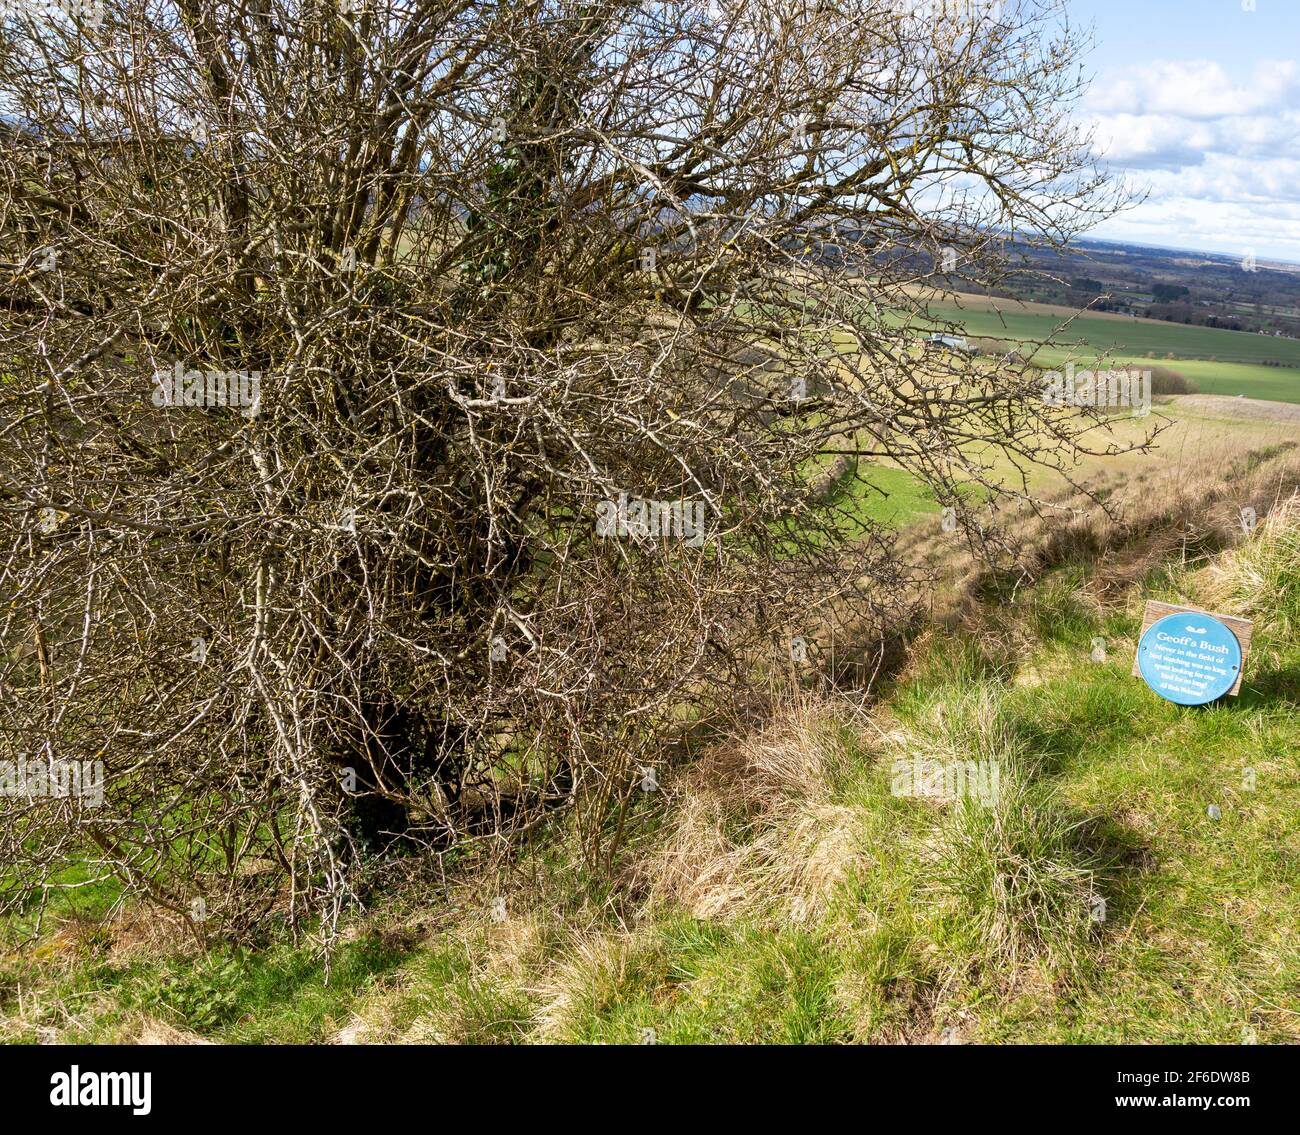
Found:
[1147,365,1195,396]
[0,0,1138,949]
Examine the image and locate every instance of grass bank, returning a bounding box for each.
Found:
[5,485,1299,1044]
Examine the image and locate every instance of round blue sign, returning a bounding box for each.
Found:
[1138,612,1242,705]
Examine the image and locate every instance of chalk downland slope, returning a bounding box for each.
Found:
[4,454,1300,1044]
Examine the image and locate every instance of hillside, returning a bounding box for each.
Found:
[6,442,1298,1044]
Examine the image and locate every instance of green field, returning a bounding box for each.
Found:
[834,396,1300,529]
[914,294,1300,404]
[838,463,941,528]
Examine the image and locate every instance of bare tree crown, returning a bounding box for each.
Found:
[0,0,1133,948]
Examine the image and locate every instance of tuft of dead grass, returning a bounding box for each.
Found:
[530,930,643,1042]
[1206,492,1300,645]
[131,1015,215,1045]
[640,701,866,924]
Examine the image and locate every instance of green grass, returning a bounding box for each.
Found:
[823,389,1300,531]
[921,295,1300,368]
[1031,351,1300,404]
[899,295,1300,404]
[833,462,945,527]
[5,500,1299,1045]
[0,926,426,1044]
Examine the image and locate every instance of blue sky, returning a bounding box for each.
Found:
[1075,0,1300,262]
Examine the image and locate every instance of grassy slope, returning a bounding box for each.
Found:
[844,397,1299,527]
[822,301,1300,535]
[5,484,1299,1045]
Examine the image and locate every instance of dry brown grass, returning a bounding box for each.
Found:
[530,931,642,1042]
[640,700,868,924]
[893,441,1300,626]
[129,1016,214,1045]
[1203,492,1300,664]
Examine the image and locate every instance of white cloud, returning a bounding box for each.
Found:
[1086,60,1300,119]
[1084,59,1300,259]
[1093,112,1300,168]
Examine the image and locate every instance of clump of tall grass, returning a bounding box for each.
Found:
[887,675,1028,774]
[1209,493,1300,648]
[929,775,1103,975]
[643,701,866,924]
[885,677,1105,975]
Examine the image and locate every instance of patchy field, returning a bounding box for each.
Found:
[840,395,1300,528]
[895,290,1300,404]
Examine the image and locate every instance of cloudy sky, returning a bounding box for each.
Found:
[1078,0,1300,263]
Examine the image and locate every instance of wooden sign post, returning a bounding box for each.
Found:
[1132,601,1253,705]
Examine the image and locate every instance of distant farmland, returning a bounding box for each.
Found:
[910,292,1300,403]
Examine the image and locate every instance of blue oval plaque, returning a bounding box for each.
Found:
[1138,612,1242,705]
